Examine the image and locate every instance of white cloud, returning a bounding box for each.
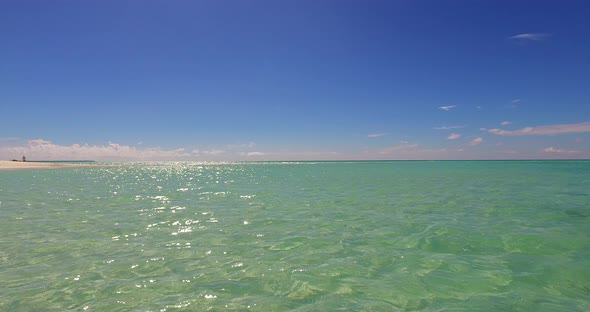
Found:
[226,142,256,150]
[0,139,191,161]
[191,149,227,156]
[238,151,265,157]
[30,139,52,146]
[509,33,550,41]
[438,105,457,111]
[500,121,512,126]
[489,122,590,136]
[202,149,225,155]
[434,125,464,130]
[447,133,462,140]
[543,147,580,154]
[479,128,487,131]
[367,133,385,138]
[469,137,483,146]
[0,139,355,161]
[512,99,521,103]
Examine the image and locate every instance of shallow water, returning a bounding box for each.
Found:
[1,161,589,311]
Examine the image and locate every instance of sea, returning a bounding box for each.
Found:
[1,160,589,311]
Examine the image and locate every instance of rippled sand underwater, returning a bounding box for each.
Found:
[1,161,589,311]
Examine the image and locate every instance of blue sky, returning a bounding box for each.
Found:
[1,0,589,160]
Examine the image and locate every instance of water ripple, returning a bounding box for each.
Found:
[1,161,589,310]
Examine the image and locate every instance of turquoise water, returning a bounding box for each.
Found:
[1,161,589,311]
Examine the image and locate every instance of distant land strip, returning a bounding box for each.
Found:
[0,160,108,171]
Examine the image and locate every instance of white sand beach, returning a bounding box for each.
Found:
[0,160,103,171]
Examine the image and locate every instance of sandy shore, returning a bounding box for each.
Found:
[0,160,105,171]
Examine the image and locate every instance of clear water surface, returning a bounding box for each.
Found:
[1,161,589,311]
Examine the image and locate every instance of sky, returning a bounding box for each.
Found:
[1,0,590,161]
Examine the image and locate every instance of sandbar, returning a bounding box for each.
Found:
[0,160,105,171]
